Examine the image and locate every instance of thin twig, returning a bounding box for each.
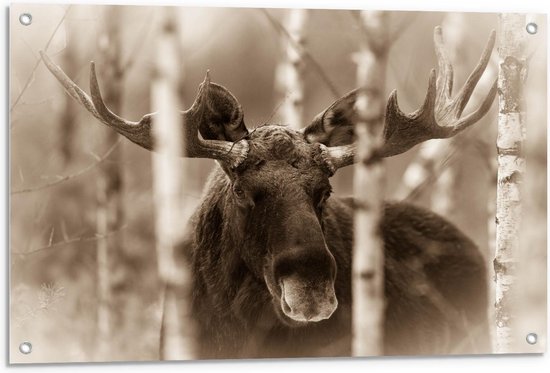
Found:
[260,91,293,126]
[121,10,157,72]
[12,226,126,256]
[11,138,122,195]
[10,5,72,114]
[349,11,416,53]
[388,13,418,44]
[261,9,341,99]
[403,144,460,202]
[225,96,289,155]
[348,11,384,54]
[400,115,495,202]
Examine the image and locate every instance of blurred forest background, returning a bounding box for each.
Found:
[9,4,547,363]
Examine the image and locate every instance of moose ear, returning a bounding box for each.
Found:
[193,76,249,142]
[303,89,358,146]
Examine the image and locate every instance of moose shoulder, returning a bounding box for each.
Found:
[41,26,496,358]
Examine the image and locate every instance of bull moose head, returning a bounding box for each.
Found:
[40,26,496,325]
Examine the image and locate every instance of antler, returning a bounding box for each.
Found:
[325,26,497,169]
[40,51,249,169]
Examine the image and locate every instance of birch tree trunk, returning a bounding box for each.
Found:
[277,9,308,129]
[95,5,125,359]
[487,155,498,350]
[152,9,196,360]
[494,13,527,353]
[352,10,389,356]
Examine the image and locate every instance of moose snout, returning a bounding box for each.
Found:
[280,275,338,323]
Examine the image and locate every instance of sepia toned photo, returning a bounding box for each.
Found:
[9,4,547,363]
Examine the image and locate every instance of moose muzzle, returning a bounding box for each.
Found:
[280,274,337,322]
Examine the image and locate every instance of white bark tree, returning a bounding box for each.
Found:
[352,10,389,356]
[494,13,527,353]
[95,5,125,358]
[276,9,308,129]
[487,150,498,350]
[151,8,196,360]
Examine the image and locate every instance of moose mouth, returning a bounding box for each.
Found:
[278,276,338,324]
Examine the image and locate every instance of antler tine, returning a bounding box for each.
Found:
[413,68,438,124]
[453,30,496,117]
[433,26,454,106]
[88,61,156,149]
[40,51,103,122]
[41,52,249,168]
[379,69,439,157]
[89,61,134,128]
[451,79,498,135]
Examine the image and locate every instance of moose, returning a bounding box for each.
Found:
[41,26,497,358]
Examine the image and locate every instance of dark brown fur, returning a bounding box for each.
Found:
[181,125,489,359]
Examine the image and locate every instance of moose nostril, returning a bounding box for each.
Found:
[281,294,292,314]
[302,306,318,321]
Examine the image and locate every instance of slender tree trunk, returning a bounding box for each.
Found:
[352,10,389,356]
[487,155,498,351]
[95,5,125,359]
[494,13,527,353]
[152,9,196,360]
[59,35,78,165]
[277,9,308,129]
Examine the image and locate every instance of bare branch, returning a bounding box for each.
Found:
[10,5,72,114]
[11,138,122,195]
[11,226,126,257]
[401,145,461,202]
[261,9,342,99]
[121,10,157,72]
[388,13,418,44]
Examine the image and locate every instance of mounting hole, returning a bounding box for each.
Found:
[19,341,32,354]
[526,22,538,34]
[19,13,32,26]
[526,333,538,345]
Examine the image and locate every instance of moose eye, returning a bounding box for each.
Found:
[232,185,256,211]
[315,189,332,209]
[233,186,245,199]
